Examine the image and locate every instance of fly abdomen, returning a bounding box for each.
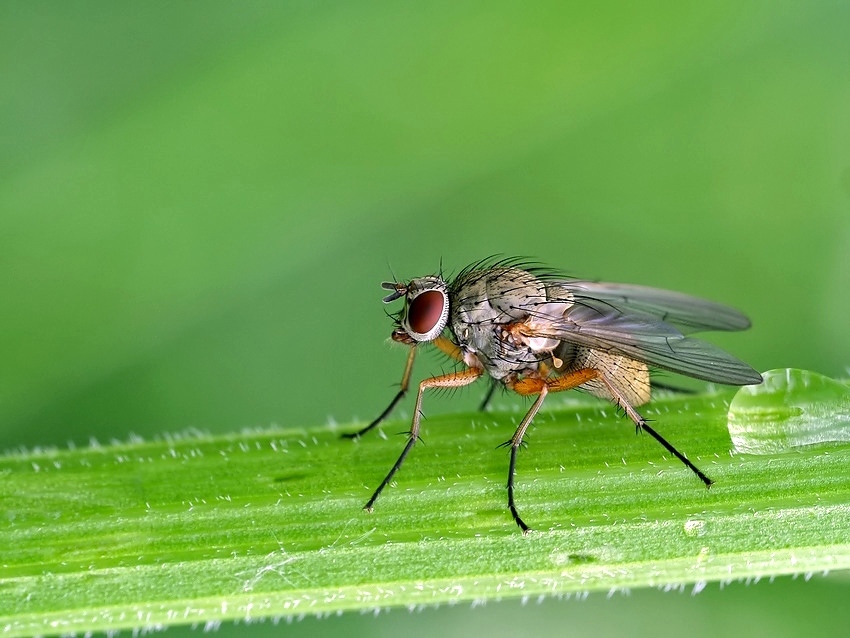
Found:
[555,342,651,407]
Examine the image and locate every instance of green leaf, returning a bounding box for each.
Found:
[3,372,850,637]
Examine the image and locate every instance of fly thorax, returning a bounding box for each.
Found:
[449,269,564,380]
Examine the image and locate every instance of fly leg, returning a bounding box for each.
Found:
[345,336,468,439]
[499,384,548,534]
[427,334,496,411]
[343,347,418,439]
[478,380,498,411]
[597,374,713,487]
[504,369,599,533]
[364,367,483,511]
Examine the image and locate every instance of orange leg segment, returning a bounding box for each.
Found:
[509,367,598,396]
[432,335,464,362]
[431,337,501,411]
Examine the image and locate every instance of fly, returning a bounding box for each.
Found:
[345,257,763,533]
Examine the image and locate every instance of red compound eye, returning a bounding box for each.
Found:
[407,290,446,336]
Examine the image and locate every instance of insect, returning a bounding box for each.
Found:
[345,257,763,533]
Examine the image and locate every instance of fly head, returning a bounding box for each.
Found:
[381,276,450,343]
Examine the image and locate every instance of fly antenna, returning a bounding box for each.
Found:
[381,281,406,303]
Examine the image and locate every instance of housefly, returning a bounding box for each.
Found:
[345,257,763,533]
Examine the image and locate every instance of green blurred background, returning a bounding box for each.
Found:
[2,1,849,636]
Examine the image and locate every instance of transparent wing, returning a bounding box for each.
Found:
[557,280,751,333]
[524,286,762,385]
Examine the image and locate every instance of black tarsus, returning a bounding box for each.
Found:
[507,445,530,534]
[478,380,497,412]
[364,434,418,510]
[638,420,714,487]
[342,389,405,439]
